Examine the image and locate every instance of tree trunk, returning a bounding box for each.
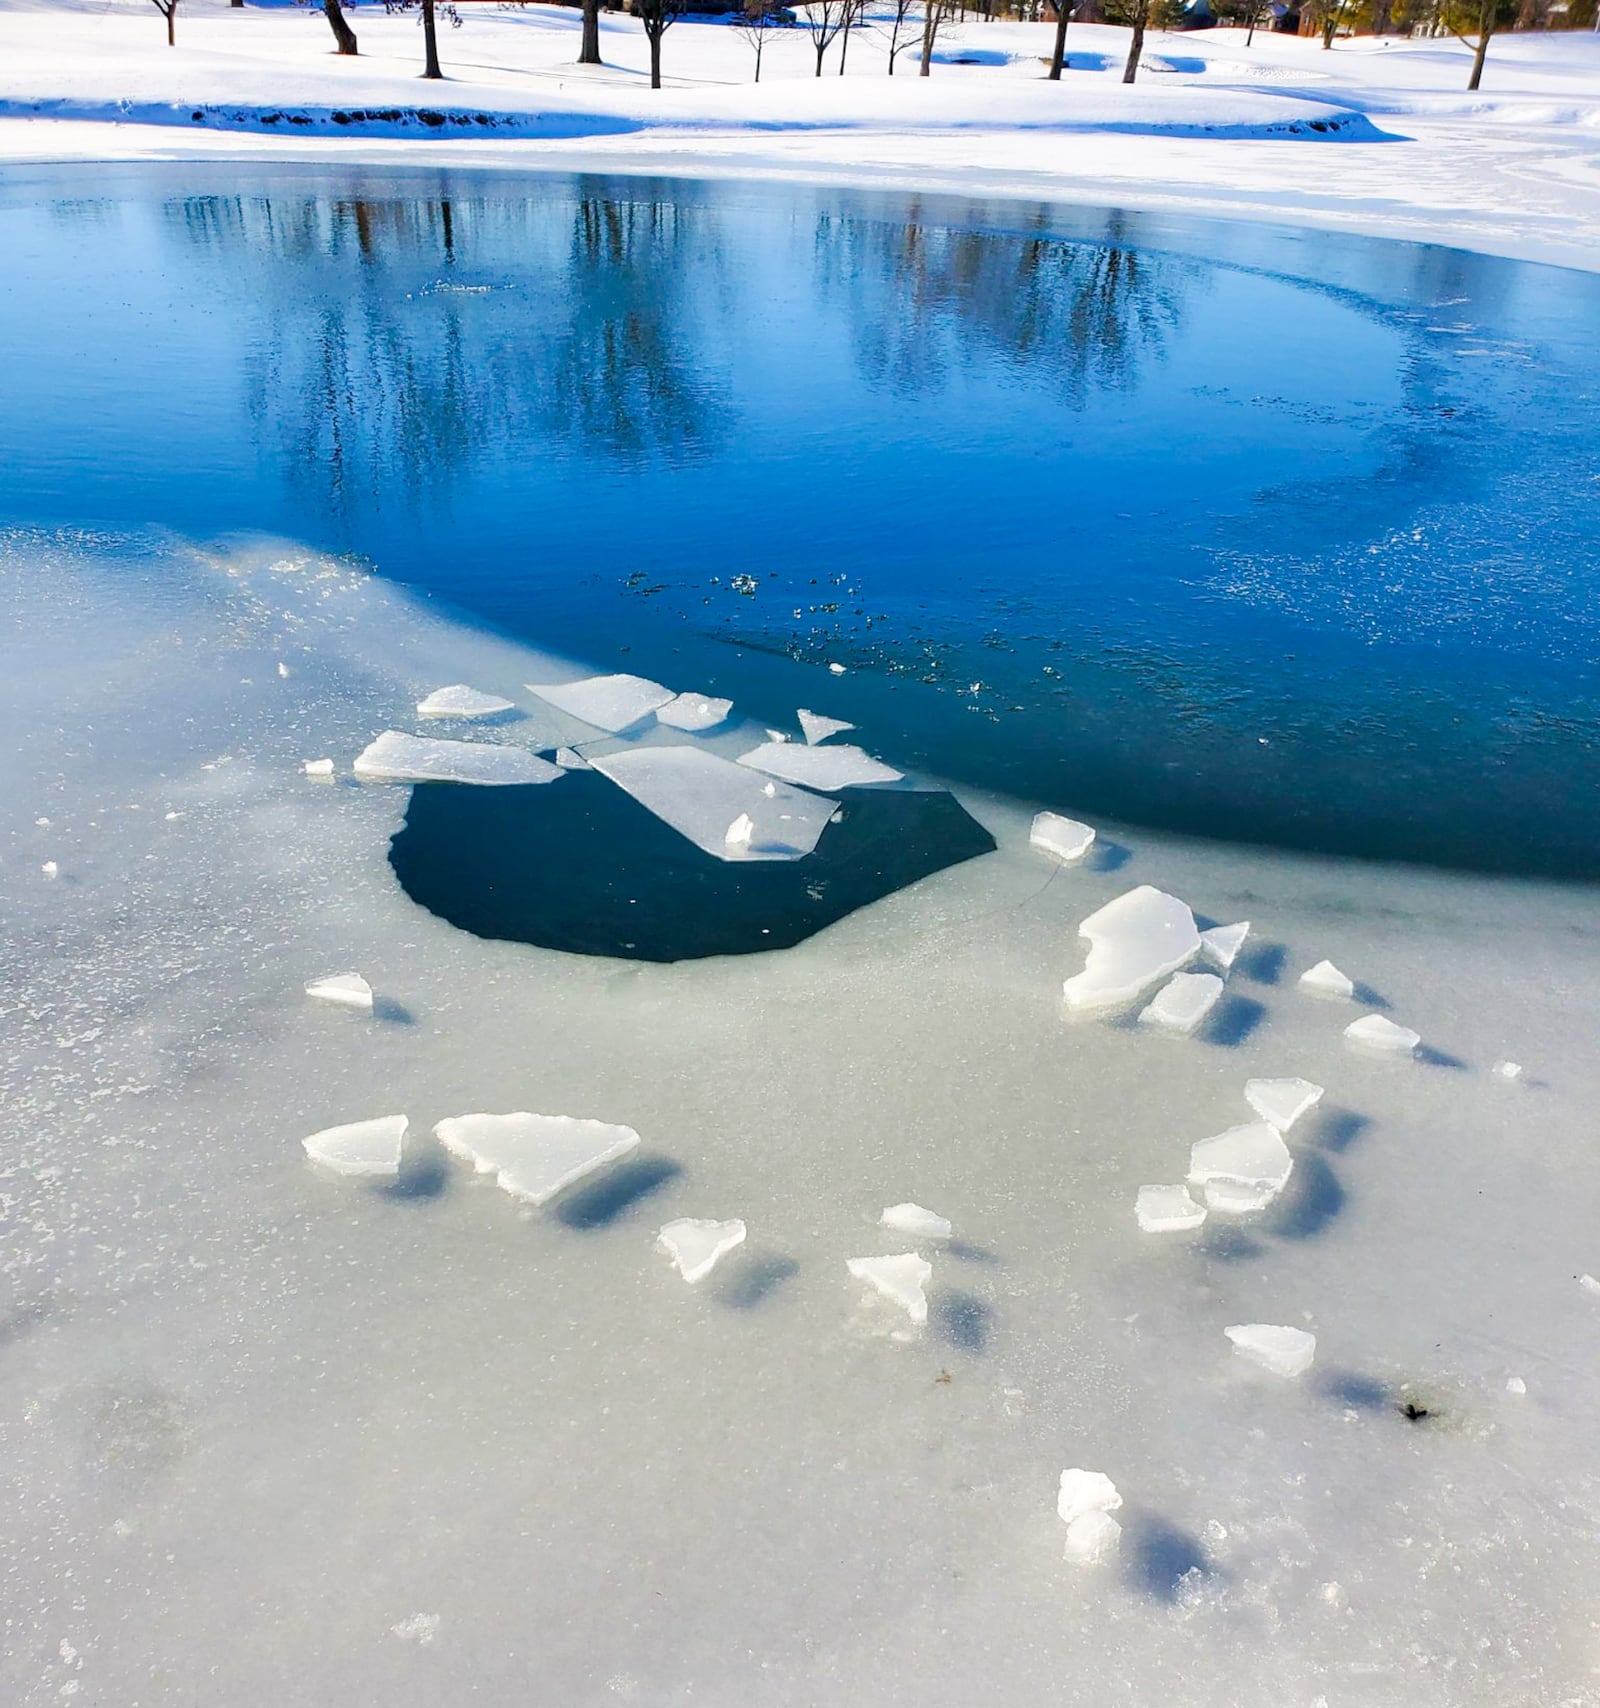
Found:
[422,0,442,77]
[1321,16,1336,46]
[1122,18,1143,82]
[1047,2,1069,78]
[815,35,827,74]
[840,11,853,71]
[167,5,176,46]
[580,0,602,62]
[650,29,662,88]
[1468,2,1491,87]
[753,37,762,81]
[323,0,358,55]
[1245,3,1257,44]
[920,5,935,74]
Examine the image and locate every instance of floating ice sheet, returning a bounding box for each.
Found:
[879,1202,953,1240]
[416,684,515,720]
[797,708,854,746]
[1139,972,1223,1035]
[1244,1076,1324,1132]
[1200,920,1251,970]
[1226,1323,1317,1378]
[1030,810,1096,864]
[434,1112,641,1206]
[591,746,836,862]
[553,747,591,771]
[847,1253,931,1324]
[354,731,561,787]
[304,973,373,1012]
[657,692,733,733]
[525,673,674,734]
[302,1114,406,1178]
[1346,1014,1421,1057]
[1135,1184,1207,1233]
[656,1218,747,1283]
[1189,1121,1294,1204]
[737,742,902,790]
[1063,885,1201,1014]
[1300,959,1355,999]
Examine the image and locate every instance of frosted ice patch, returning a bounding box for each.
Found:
[304,973,373,1012]
[879,1202,953,1241]
[657,692,733,733]
[1058,1467,1122,1526]
[390,1612,440,1645]
[354,731,561,787]
[738,741,903,790]
[526,673,674,733]
[1578,1273,1600,1298]
[797,708,854,746]
[847,1253,931,1324]
[303,758,334,777]
[592,746,835,861]
[1346,1014,1421,1057]
[1063,1508,1123,1564]
[1063,885,1201,1014]
[1244,1077,1324,1133]
[1200,920,1251,970]
[41,861,58,878]
[1189,1121,1294,1205]
[1506,1376,1527,1396]
[553,746,591,771]
[416,684,515,720]
[1492,1059,1524,1082]
[656,1218,747,1283]
[303,1114,407,1178]
[1030,810,1096,864]
[1299,959,1355,999]
[1135,1184,1206,1233]
[1139,972,1223,1035]
[1225,1323,1317,1378]
[434,1112,641,1206]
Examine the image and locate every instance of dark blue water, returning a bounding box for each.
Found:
[3,162,1598,878]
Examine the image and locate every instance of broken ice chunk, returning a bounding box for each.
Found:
[828,662,847,675]
[1063,885,1201,1014]
[1225,1323,1317,1378]
[304,973,373,1012]
[416,684,515,720]
[1506,1376,1527,1396]
[846,1253,931,1324]
[657,692,733,733]
[304,758,334,777]
[1492,1059,1524,1082]
[797,708,855,746]
[1299,960,1355,999]
[1200,920,1251,971]
[434,1113,641,1206]
[724,812,755,849]
[1580,1274,1600,1298]
[1188,1121,1294,1208]
[553,746,591,771]
[1058,1467,1122,1526]
[1063,1509,1123,1564]
[1345,1014,1420,1057]
[1202,1178,1279,1214]
[1135,1184,1207,1233]
[302,1114,407,1178]
[879,1202,953,1241]
[1029,810,1096,864]
[1244,1077,1324,1133]
[1139,972,1223,1036]
[525,673,674,734]
[353,731,561,787]
[738,742,902,790]
[656,1218,748,1283]
[41,860,58,878]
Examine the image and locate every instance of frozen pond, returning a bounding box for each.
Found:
[3,165,1600,1707]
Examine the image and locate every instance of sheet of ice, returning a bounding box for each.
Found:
[797,708,854,746]
[1189,1121,1294,1202]
[304,972,373,1012]
[1244,1076,1324,1133]
[553,746,591,771]
[1299,959,1355,999]
[656,1217,748,1283]
[1029,810,1096,864]
[353,730,561,786]
[1063,1508,1123,1564]
[879,1202,953,1241]
[1225,1323,1317,1378]
[591,746,835,862]
[1200,920,1251,971]
[846,1253,931,1324]
[303,757,334,777]
[657,692,733,733]
[1063,885,1201,1014]
[1057,1467,1122,1526]
[1346,1014,1421,1057]
[1138,971,1223,1035]
[1135,1184,1207,1233]
[1203,1178,1281,1214]
[302,1114,407,1178]
[1493,1059,1525,1082]
[737,741,902,790]
[434,1112,642,1207]
[416,684,515,720]
[525,673,674,733]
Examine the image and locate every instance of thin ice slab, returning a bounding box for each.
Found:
[847,1253,931,1324]
[738,742,902,790]
[304,973,373,1012]
[1200,921,1251,971]
[303,1114,406,1178]
[1346,1014,1421,1057]
[591,746,836,862]
[1225,1323,1317,1378]
[1299,959,1355,999]
[797,708,854,746]
[880,1202,952,1240]
[416,684,515,720]
[1189,1121,1294,1205]
[1064,885,1201,1015]
[354,731,561,787]
[1139,972,1223,1036]
[656,1218,747,1283]
[1030,811,1096,864]
[434,1112,641,1206]
[1135,1184,1207,1233]
[1244,1077,1324,1133]
[657,692,733,733]
[525,673,674,734]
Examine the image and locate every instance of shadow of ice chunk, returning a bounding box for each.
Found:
[525,673,675,734]
[737,741,902,790]
[354,731,560,786]
[1122,1513,1211,1602]
[434,1112,641,1207]
[714,1249,799,1309]
[1064,886,1200,1014]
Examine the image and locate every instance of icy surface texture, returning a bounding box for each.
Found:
[798,709,855,746]
[656,1218,748,1283]
[847,1254,932,1324]
[1030,810,1096,864]
[879,1202,953,1240]
[1244,1077,1324,1133]
[1299,959,1355,998]
[657,692,733,733]
[1063,885,1201,1014]
[1225,1323,1317,1378]
[1200,920,1251,970]
[1135,1184,1207,1233]
[434,1113,641,1206]
[737,742,903,790]
[1346,1014,1421,1056]
[354,731,561,787]
[304,973,373,1012]
[525,673,675,733]
[302,1114,407,1177]
[1139,972,1223,1035]
[1189,1121,1294,1207]
[416,684,515,720]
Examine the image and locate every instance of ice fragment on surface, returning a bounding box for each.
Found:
[1058,1468,1122,1526]
[390,1613,440,1645]
[41,861,58,878]
[434,1113,641,1207]
[656,1218,748,1283]
[879,1202,953,1240]
[1225,1323,1317,1378]
[1139,972,1223,1035]
[1063,1508,1123,1564]
[553,746,591,771]
[828,662,847,675]
[1492,1059,1524,1081]
[1579,1273,1600,1298]
[304,758,334,777]
[304,973,373,1012]
[797,708,855,746]
[1299,959,1355,999]
[1200,920,1251,970]
[657,692,733,733]
[1244,1077,1324,1133]
[724,812,755,849]
[1189,1121,1294,1205]
[525,673,675,734]
[846,1253,931,1324]
[592,746,835,861]
[277,661,290,679]
[1063,885,1201,1014]
[1029,810,1096,864]
[353,731,561,787]
[1345,1014,1421,1057]
[1135,1184,1207,1233]
[738,741,903,790]
[302,1114,407,1178]
[1202,1178,1280,1214]
[416,684,515,720]
[1506,1376,1527,1396]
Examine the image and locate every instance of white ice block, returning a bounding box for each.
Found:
[797,708,855,746]
[1200,920,1251,970]
[434,1112,641,1206]
[738,741,902,790]
[1058,1468,1122,1526]
[304,973,373,1012]
[1063,885,1201,1014]
[1225,1323,1317,1378]
[1492,1059,1525,1082]
[1063,1509,1123,1564]
[553,746,591,770]
[656,1218,747,1283]
[1299,960,1355,999]
[1345,1014,1421,1057]
[416,684,514,720]
[846,1253,932,1324]
[1189,1121,1294,1206]
[303,758,335,777]
[592,746,836,862]
[353,731,561,787]
[1244,1077,1324,1133]
[525,673,675,734]
[1139,972,1223,1035]
[657,692,733,733]
[1135,1184,1207,1233]
[1202,1179,1280,1214]
[879,1202,953,1241]
[303,1114,407,1178]
[1030,811,1096,864]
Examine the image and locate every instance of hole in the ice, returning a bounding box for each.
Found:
[715,1249,799,1310]
[1317,1370,1392,1411]
[1314,1107,1371,1153]
[387,774,996,962]
[1235,942,1286,984]
[932,1289,991,1353]
[1121,1512,1213,1604]
[553,1154,681,1229]
[1264,1151,1345,1240]
[1199,993,1265,1047]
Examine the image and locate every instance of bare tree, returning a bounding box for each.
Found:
[806,0,854,74]
[1101,0,1163,83]
[918,0,955,74]
[1441,0,1515,89]
[151,0,179,46]
[838,0,864,72]
[882,0,921,71]
[320,0,359,53]
[421,0,443,76]
[1046,0,1073,80]
[638,0,685,88]
[731,0,787,81]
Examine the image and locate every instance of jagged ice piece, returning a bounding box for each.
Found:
[525,673,675,734]
[416,684,515,720]
[1346,1014,1421,1057]
[1063,1509,1123,1564]
[738,741,902,790]
[1200,920,1251,970]
[553,746,591,770]
[1189,1121,1294,1200]
[304,973,373,1012]
[303,1114,407,1178]
[1063,885,1201,1014]
[880,1202,953,1241]
[434,1112,641,1207]
[846,1253,931,1324]
[1203,1178,1279,1214]
[1493,1059,1524,1082]
[1245,1077,1324,1133]
[1300,959,1355,999]
[353,731,560,787]
[797,708,855,746]
[1030,810,1096,864]
[656,1218,747,1283]
[304,758,334,777]
[1058,1468,1122,1526]
[1139,972,1223,1035]
[1226,1323,1317,1378]
[657,692,733,733]
[1136,1184,1207,1233]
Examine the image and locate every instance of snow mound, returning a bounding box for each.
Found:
[303,1114,407,1178]
[1139,971,1223,1035]
[1189,1121,1294,1209]
[737,741,902,790]
[657,692,733,733]
[304,972,373,1012]
[434,1112,642,1206]
[1226,1322,1317,1378]
[1200,920,1251,970]
[1030,810,1096,864]
[879,1202,953,1240]
[1345,1014,1421,1057]
[1244,1076,1324,1133]
[525,673,675,734]
[798,708,855,746]
[656,1217,747,1283]
[1063,885,1201,1014]
[416,684,515,720]
[847,1253,931,1324]
[353,730,561,786]
[1135,1184,1207,1233]
[1299,959,1355,999]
